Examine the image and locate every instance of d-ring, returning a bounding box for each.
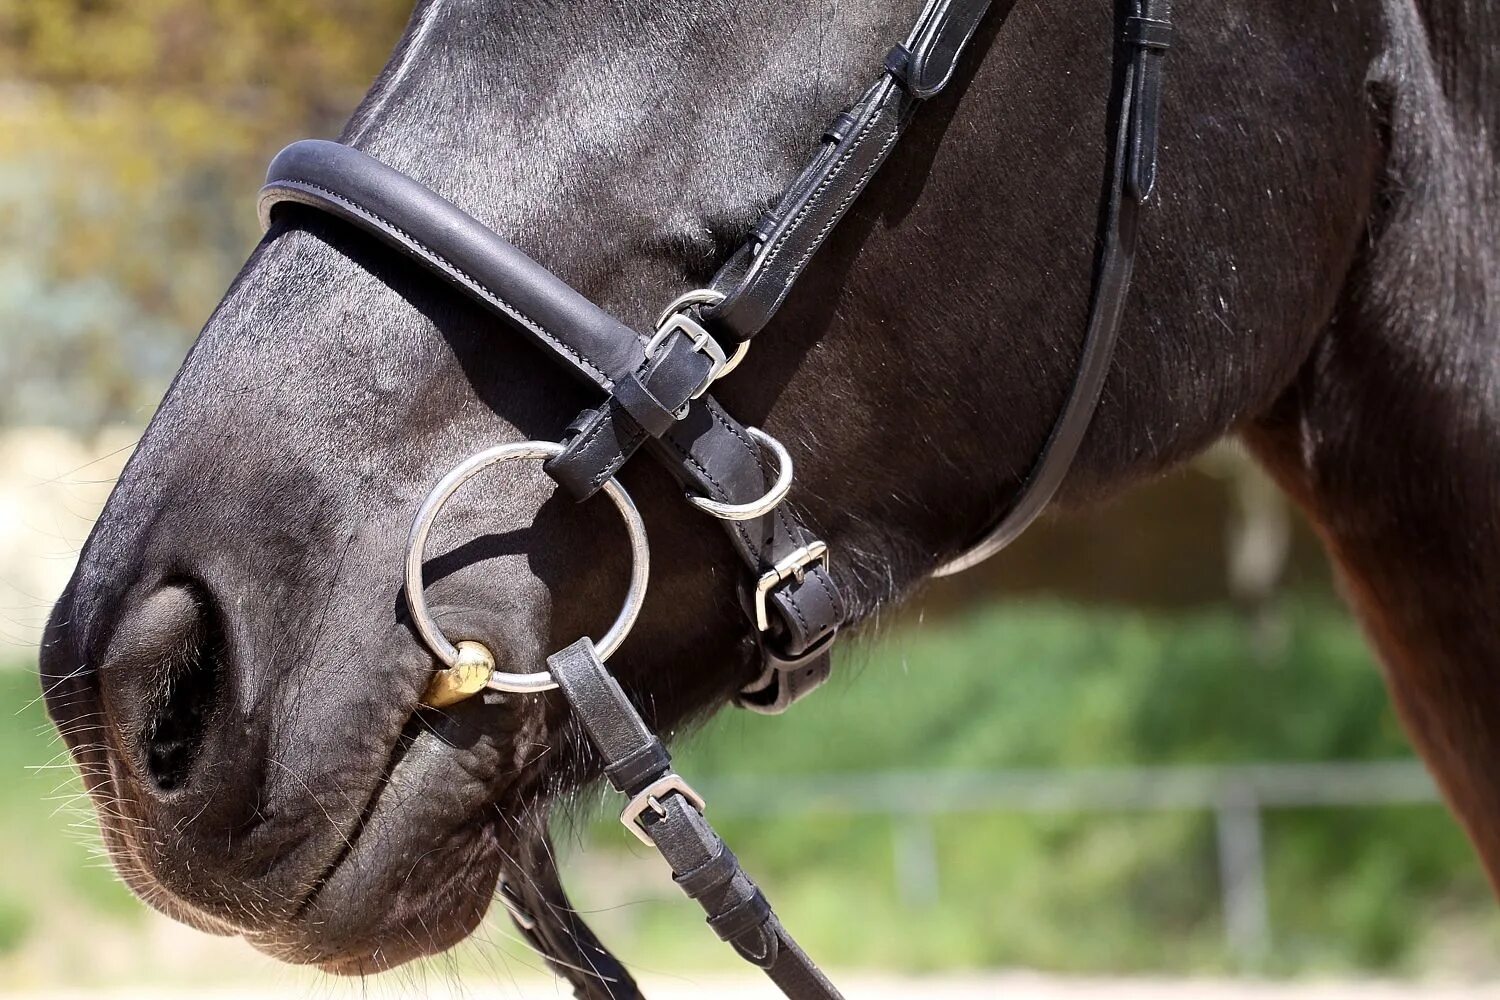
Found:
[684,427,793,521]
[405,440,649,695]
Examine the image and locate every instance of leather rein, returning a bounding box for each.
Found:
[255,1,1172,996]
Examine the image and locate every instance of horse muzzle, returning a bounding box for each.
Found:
[41,567,544,972]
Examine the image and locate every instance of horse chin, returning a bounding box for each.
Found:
[249,813,506,974]
[244,706,534,973]
[93,812,244,941]
[241,741,520,974]
[100,786,512,974]
[78,691,525,974]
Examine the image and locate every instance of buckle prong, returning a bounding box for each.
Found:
[753,541,831,632]
[645,289,749,405]
[620,773,706,846]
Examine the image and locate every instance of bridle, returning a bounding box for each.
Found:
[255,0,1173,996]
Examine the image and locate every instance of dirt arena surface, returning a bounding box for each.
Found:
[12,976,1500,999]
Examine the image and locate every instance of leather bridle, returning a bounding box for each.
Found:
[256,0,1172,996]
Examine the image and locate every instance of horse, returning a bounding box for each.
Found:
[39,0,1500,993]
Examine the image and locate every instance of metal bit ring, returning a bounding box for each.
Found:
[405,440,649,697]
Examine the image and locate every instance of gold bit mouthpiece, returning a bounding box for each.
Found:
[421,640,495,708]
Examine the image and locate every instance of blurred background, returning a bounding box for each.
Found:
[2,2,1496,997]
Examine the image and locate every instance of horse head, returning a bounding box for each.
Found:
[40,0,1437,983]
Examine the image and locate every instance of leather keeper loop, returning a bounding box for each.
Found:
[822,110,860,145]
[544,402,642,500]
[605,739,671,795]
[751,211,778,247]
[546,327,717,499]
[736,632,837,715]
[1124,16,1174,50]
[561,409,596,440]
[706,888,773,943]
[731,928,779,971]
[903,0,991,98]
[883,44,913,89]
[674,844,741,899]
[614,373,679,437]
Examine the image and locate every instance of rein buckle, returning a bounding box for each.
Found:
[620,773,706,846]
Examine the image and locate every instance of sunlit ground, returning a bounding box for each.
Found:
[3,897,1499,997]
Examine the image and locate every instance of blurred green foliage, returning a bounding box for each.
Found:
[0,0,412,431]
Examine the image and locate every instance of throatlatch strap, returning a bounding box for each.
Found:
[541,639,843,1000]
[936,0,1173,575]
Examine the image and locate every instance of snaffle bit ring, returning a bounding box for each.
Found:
[684,427,793,521]
[405,440,649,698]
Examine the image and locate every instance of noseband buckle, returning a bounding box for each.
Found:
[753,540,831,633]
[620,772,707,846]
[646,289,749,405]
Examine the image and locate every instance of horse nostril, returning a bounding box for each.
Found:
[127,582,228,793]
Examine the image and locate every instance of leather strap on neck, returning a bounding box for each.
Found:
[936,0,1172,576]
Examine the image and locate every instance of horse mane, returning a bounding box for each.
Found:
[1364,0,1499,368]
[1409,0,1500,143]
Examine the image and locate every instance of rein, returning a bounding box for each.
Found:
[256,0,1172,995]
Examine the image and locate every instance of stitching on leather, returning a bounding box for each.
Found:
[271,179,611,385]
[756,95,890,274]
[659,405,834,646]
[808,565,842,617]
[788,121,901,279]
[554,410,612,489]
[771,511,813,632]
[695,403,776,561]
[751,927,775,964]
[662,427,729,500]
[658,429,759,556]
[572,409,613,456]
[703,398,758,455]
[911,0,960,90]
[593,423,644,489]
[700,399,820,639]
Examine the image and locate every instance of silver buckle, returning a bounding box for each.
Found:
[619,773,707,846]
[753,540,831,632]
[645,289,750,404]
[644,312,728,401]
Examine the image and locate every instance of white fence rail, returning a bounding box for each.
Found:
[692,761,1441,965]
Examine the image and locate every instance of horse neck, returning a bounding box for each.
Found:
[1246,0,1500,891]
[719,2,1386,617]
